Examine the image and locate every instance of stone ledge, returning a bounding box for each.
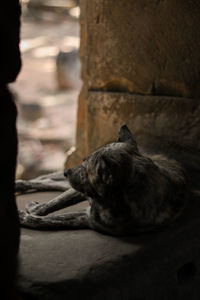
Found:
[17,191,200,300]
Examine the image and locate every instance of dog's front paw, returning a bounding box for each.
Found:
[25,201,40,214]
[15,180,29,193]
[18,210,29,226]
[18,210,40,229]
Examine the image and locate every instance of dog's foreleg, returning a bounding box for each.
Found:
[15,175,70,193]
[19,209,91,230]
[31,172,65,181]
[25,188,89,216]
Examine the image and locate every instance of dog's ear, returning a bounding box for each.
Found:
[117,125,138,151]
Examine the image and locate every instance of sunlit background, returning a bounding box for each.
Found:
[10,0,81,179]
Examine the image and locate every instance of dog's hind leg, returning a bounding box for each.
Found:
[19,209,91,230]
[25,188,89,216]
[15,172,70,194]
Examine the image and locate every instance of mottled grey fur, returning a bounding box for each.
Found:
[17,125,188,236]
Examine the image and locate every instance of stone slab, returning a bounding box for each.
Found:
[17,191,200,299]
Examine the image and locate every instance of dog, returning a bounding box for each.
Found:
[17,125,188,236]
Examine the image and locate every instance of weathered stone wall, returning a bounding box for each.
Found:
[66,0,200,182]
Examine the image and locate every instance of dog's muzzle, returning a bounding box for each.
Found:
[64,169,72,178]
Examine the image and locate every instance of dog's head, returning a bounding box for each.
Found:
[64,125,140,200]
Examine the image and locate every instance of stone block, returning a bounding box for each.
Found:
[80,0,200,98]
[67,0,200,181]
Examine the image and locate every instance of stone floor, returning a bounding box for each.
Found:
[17,191,200,300]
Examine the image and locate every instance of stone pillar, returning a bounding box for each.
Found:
[66,0,200,181]
[0,2,21,299]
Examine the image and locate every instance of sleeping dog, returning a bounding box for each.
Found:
[17,125,188,236]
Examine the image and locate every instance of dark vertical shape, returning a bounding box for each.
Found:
[0,2,21,84]
[0,88,20,299]
[0,1,21,299]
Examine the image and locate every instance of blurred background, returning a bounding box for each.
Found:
[10,0,81,179]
